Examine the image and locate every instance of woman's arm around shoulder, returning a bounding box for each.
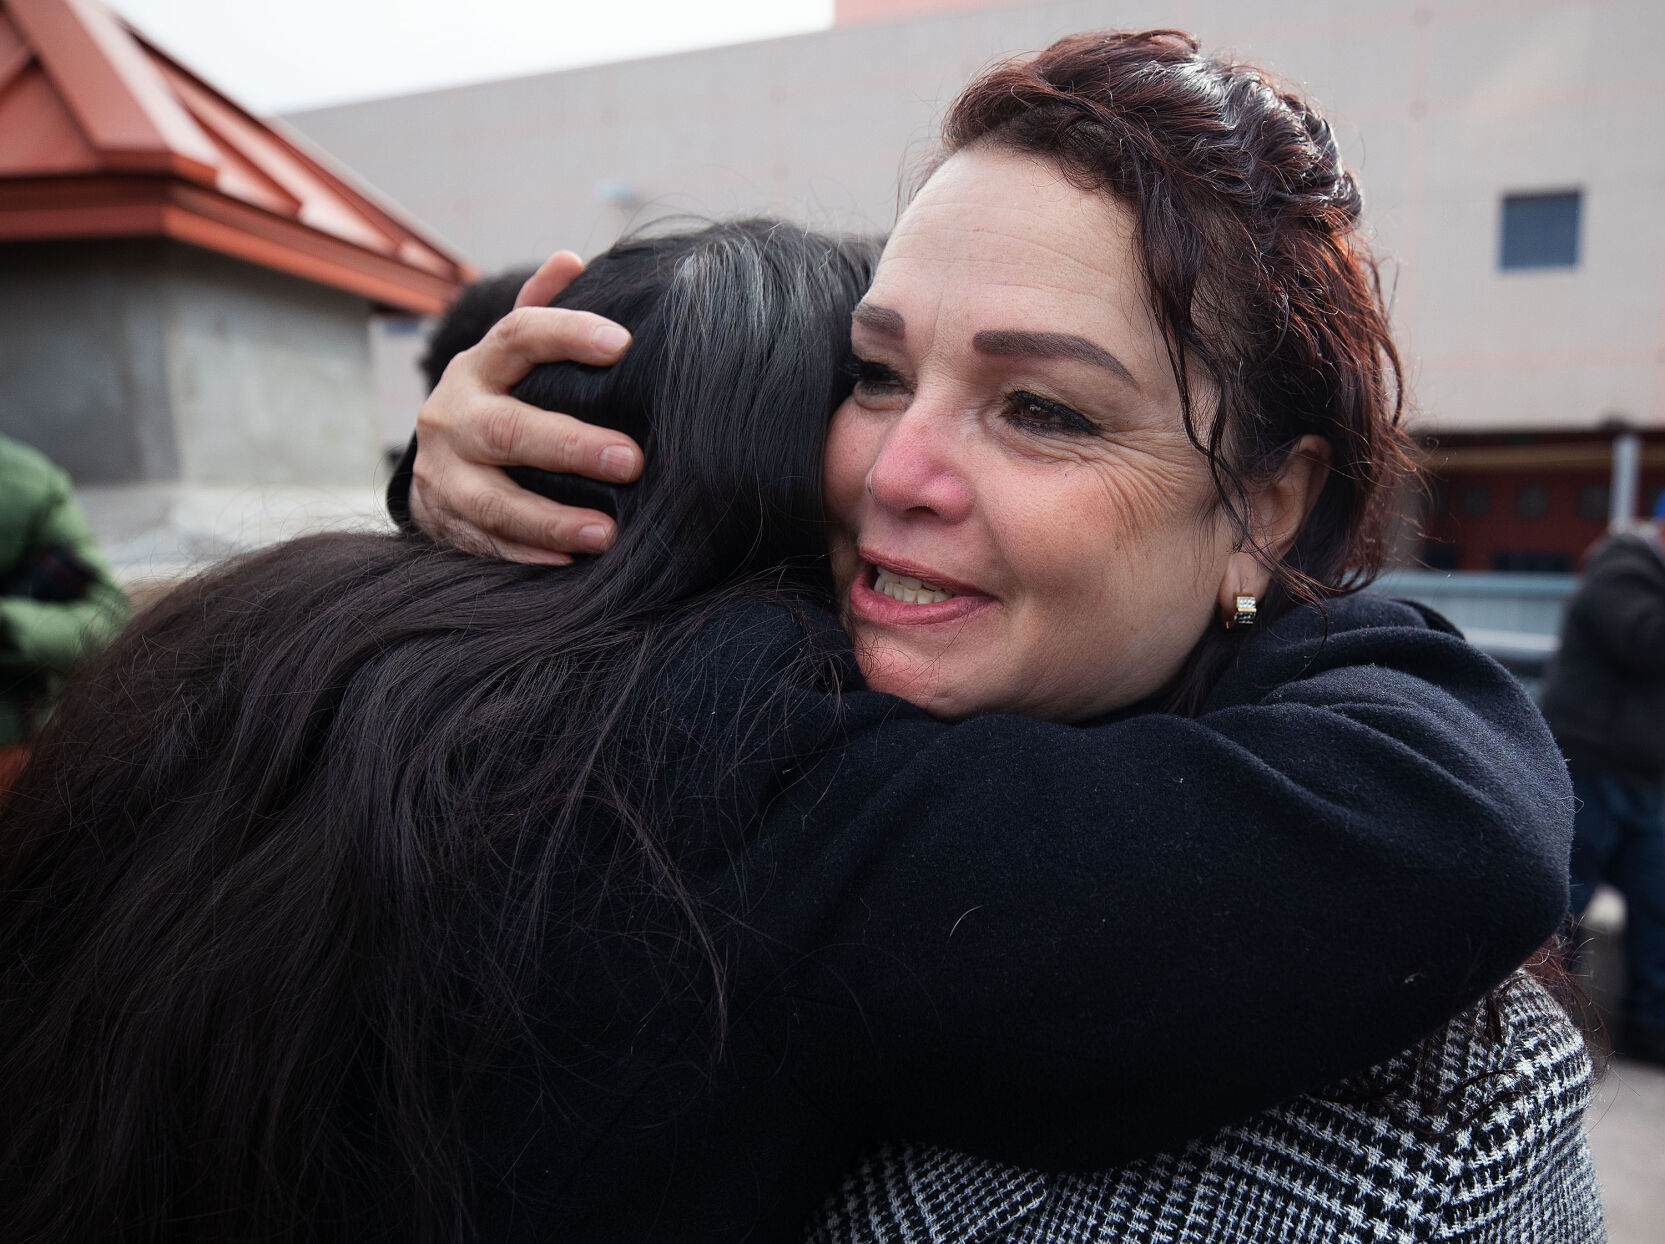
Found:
[738,593,1573,1166]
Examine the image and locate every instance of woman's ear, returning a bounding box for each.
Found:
[1216,435,1332,621]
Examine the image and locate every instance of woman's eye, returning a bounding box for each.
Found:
[844,358,908,402]
[1003,391,1097,436]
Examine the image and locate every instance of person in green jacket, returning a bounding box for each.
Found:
[0,433,130,747]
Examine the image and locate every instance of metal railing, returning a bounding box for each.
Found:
[1372,569,1577,689]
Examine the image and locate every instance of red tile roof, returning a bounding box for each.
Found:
[0,0,473,312]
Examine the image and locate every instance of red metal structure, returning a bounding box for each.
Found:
[1420,431,1665,572]
[0,0,471,313]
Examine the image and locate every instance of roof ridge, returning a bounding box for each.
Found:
[0,0,473,312]
[9,0,217,179]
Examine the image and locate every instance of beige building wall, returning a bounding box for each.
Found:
[283,0,1665,439]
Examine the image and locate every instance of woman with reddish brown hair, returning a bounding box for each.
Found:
[391,30,1600,1242]
[3,31,1599,1244]
[397,29,1603,1240]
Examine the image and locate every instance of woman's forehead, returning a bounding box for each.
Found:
[863,148,1162,360]
[890,149,1131,260]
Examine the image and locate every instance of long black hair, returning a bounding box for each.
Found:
[0,219,877,1242]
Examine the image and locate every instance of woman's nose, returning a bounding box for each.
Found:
[865,403,974,523]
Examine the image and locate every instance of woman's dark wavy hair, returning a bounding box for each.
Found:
[0,219,876,1242]
[935,30,1418,712]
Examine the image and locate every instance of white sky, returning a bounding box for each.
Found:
[105,0,836,115]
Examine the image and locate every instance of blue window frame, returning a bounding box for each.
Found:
[1500,191,1581,269]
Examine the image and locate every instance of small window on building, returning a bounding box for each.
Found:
[1461,484,1492,517]
[1577,483,1610,522]
[1500,191,1581,269]
[1516,484,1549,518]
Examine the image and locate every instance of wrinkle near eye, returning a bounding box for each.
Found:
[1085,448,1209,540]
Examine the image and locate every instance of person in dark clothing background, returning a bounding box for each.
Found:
[1540,499,1665,1065]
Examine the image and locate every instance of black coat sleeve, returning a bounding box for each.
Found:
[733,594,1572,1167]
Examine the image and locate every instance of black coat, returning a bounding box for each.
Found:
[461,592,1573,1242]
[1540,531,1665,780]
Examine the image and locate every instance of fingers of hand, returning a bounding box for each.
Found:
[515,250,585,309]
[408,301,642,553]
[471,307,631,391]
[483,542,577,567]
[414,461,618,558]
[446,399,643,484]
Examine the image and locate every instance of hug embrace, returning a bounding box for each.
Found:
[0,30,1601,1244]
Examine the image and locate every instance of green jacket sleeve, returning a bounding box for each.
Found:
[0,469,130,676]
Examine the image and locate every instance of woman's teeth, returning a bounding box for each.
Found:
[874,567,955,605]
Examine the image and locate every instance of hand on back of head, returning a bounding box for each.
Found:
[408,249,644,563]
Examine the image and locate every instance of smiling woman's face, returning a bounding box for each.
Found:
[824,145,1245,721]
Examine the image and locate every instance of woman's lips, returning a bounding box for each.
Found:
[847,557,993,628]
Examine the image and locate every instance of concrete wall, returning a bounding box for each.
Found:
[369,314,431,447]
[284,0,1665,438]
[0,239,178,484]
[0,238,379,487]
[159,244,379,487]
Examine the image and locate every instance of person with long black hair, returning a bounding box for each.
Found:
[1,34,1594,1244]
[0,219,878,1241]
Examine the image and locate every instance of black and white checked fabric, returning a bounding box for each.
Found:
[808,975,1605,1243]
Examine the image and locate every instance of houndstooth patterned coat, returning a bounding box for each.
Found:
[808,975,1605,1244]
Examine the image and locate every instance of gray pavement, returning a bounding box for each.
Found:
[1585,1054,1665,1244]
[1576,890,1664,1242]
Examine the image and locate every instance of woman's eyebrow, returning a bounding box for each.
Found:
[852,302,906,338]
[973,329,1140,390]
